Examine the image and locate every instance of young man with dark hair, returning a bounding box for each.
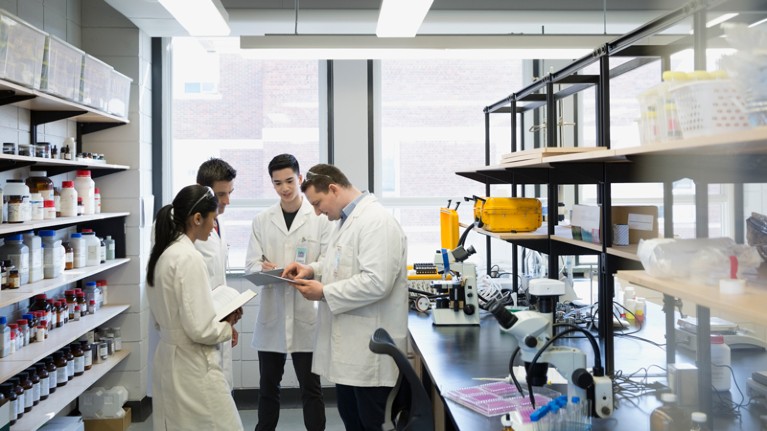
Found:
[245,154,331,431]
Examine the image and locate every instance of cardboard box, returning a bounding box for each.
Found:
[84,407,131,431]
[571,205,659,245]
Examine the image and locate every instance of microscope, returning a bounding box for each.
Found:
[489,279,613,419]
[431,245,480,326]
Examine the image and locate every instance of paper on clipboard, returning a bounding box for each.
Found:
[245,269,298,285]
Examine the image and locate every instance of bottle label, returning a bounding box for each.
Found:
[84,351,92,368]
[57,367,67,384]
[32,382,40,402]
[40,376,50,396]
[74,356,84,374]
[25,389,32,408]
[67,360,74,378]
[9,398,17,421]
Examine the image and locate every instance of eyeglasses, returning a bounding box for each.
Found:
[305,170,333,182]
[187,186,215,218]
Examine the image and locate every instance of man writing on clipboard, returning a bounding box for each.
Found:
[245,154,332,431]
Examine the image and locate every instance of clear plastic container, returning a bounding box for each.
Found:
[0,10,47,89]
[0,235,29,285]
[40,35,84,100]
[108,69,132,118]
[79,54,113,111]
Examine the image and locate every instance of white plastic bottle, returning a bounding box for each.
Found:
[711,335,731,391]
[29,192,44,221]
[39,230,63,279]
[22,232,43,283]
[74,170,95,215]
[69,233,86,268]
[81,229,101,267]
[60,181,78,217]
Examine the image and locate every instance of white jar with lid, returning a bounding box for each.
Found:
[74,171,95,215]
[0,234,29,285]
[81,229,100,267]
[4,179,30,222]
[60,181,78,217]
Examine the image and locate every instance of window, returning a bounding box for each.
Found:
[379,59,524,265]
[170,38,321,269]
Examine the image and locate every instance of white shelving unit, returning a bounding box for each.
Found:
[12,350,130,431]
[0,72,133,427]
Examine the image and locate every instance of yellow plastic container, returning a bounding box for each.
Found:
[440,207,459,249]
[475,197,542,233]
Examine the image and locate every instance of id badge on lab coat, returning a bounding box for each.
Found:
[295,244,309,264]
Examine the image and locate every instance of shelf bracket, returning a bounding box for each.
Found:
[0,90,36,106]
[30,110,88,146]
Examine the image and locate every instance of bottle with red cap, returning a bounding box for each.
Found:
[74,170,95,215]
[60,180,78,217]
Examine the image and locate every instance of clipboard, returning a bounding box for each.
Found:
[245,269,299,285]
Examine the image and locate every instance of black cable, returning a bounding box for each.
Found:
[508,347,523,393]
[524,325,603,408]
[457,222,476,247]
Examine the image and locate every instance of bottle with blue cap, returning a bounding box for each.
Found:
[0,316,9,358]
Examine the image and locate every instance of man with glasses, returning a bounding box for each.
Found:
[195,158,238,389]
[284,164,408,431]
[245,154,331,431]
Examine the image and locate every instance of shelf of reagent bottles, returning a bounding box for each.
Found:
[0,153,130,176]
[0,304,129,382]
[0,258,130,308]
[0,212,129,236]
[12,349,130,431]
[0,78,128,124]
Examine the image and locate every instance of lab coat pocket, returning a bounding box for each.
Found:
[333,314,377,368]
[334,244,355,280]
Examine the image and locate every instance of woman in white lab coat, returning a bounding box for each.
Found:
[146,184,243,431]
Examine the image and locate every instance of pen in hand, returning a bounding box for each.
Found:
[261,254,277,271]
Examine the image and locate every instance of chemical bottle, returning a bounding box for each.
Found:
[69,233,86,268]
[39,230,63,279]
[4,179,30,222]
[35,362,49,400]
[650,393,690,431]
[26,367,40,406]
[711,335,731,391]
[29,192,43,220]
[0,316,9,358]
[104,235,115,260]
[690,411,709,431]
[0,234,29,285]
[82,229,100,266]
[94,187,101,213]
[44,357,57,394]
[84,281,101,311]
[74,170,95,215]
[60,181,77,217]
[22,231,43,283]
[0,383,18,425]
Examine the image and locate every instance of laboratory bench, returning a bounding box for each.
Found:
[407,308,767,431]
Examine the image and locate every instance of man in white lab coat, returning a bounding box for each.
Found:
[245,154,332,431]
[195,158,238,389]
[284,164,408,431]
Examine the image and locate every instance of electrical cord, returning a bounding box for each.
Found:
[508,346,523,393]
[524,324,603,408]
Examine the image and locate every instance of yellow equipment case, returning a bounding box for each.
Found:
[474,197,542,233]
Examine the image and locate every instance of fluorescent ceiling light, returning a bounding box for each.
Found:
[239,34,684,60]
[158,0,230,36]
[749,17,767,28]
[377,0,434,37]
[707,13,739,28]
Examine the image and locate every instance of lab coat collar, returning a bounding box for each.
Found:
[269,197,313,235]
[335,193,377,236]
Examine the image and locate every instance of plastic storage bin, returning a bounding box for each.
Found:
[669,79,750,138]
[0,9,47,89]
[473,197,543,233]
[79,54,112,111]
[108,69,131,118]
[41,35,84,100]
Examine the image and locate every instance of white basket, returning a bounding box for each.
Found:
[0,9,47,89]
[669,80,750,138]
[108,69,132,118]
[80,54,113,111]
[40,35,84,100]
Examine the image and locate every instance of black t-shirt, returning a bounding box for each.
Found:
[283,207,299,231]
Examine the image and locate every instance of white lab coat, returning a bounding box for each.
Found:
[245,198,332,352]
[147,235,243,431]
[308,194,408,387]
[194,223,234,389]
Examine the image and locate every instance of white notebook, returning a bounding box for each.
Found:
[212,285,257,322]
